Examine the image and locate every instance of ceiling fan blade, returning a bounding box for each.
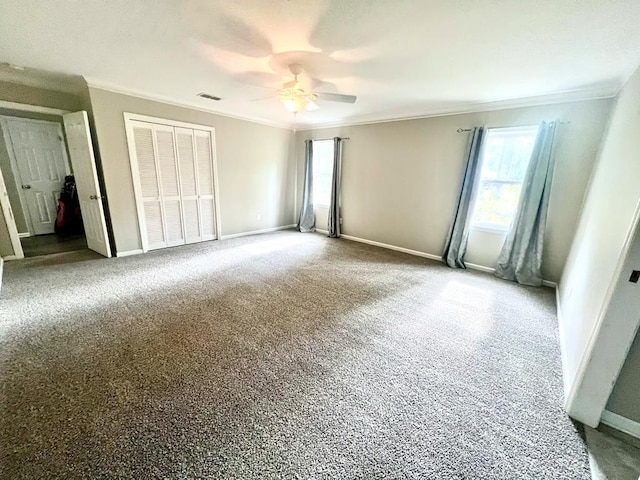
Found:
[314,92,357,104]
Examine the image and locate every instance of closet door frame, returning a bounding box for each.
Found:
[124,113,221,253]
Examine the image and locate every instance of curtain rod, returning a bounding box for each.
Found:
[306,137,350,141]
[456,121,570,133]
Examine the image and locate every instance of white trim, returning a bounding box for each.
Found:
[465,262,496,274]
[220,224,296,240]
[2,255,18,261]
[565,196,640,425]
[338,233,557,287]
[86,78,618,132]
[600,410,640,440]
[115,249,143,258]
[555,285,572,398]
[124,112,221,131]
[17,232,30,238]
[470,225,510,235]
[0,100,70,116]
[0,167,24,260]
[339,233,442,262]
[210,128,222,240]
[316,228,329,235]
[294,85,618,131]
[86,80,290,130]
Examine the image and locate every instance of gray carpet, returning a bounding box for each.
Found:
[0,231,590,479]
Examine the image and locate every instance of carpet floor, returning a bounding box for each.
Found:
[0,231,590,479]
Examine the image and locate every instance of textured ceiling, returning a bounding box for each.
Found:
[1,0,640,128]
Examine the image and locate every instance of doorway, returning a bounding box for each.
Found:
[0,108,111,260]
[0,114,87,257]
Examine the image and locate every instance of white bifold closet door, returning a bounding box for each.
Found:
[130,121,217,251]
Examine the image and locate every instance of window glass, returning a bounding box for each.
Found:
[471,126,539,230]
[313,140,334,206]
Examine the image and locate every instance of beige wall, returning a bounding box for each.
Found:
[297,98,612,282]
[87,88,296,254]
[0,81,83,111]
[558,65,640,426]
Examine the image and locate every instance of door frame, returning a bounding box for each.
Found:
[123,112,222,253]
[0,167,24,259]
[0,115,72,237]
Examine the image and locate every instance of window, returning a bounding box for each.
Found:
[312,140,335,207]
[470,126,539,231]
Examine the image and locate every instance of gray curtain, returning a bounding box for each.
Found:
[495,121,557,286]
[297,140,316,233]
[442,127,485,268]
[328,137,343,238]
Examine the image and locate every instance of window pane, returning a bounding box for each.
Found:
[471,126,538,229]
[313,174,332,206]
[312,140,334,206]
[473,182,523,228]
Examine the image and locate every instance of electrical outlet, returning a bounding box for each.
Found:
[339,217,343,225]
[256,213,262,221]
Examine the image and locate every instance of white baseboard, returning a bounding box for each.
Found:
[465,262,495,273]
[316,229,329,235]
[601,410,640,439]
[220,224,297,240]
[555,285,573,401]
[339,233,442,262]
[17,232,31,238]
[116,249,143,258]
[337,233,557,287]
[2,255,18,261]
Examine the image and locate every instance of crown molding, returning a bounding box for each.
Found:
[294,84,620,131]
[83,77,620,134]
[84,77,293,130]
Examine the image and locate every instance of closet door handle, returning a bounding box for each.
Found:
[89,194,103,200]
[21,184,31,190]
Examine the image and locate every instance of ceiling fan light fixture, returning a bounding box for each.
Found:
[280,95,307,113]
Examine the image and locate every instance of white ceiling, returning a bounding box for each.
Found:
[1,0,640,129]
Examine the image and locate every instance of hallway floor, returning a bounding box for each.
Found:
[20,233,87,258]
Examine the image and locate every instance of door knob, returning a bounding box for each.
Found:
[89,194,103,200]
[21,184,31,190]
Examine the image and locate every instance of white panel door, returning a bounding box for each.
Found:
[3,118,68,235]
[131,122,166,251]
[63,111,112,258]
[175,127,202,244]
[194,130,217,240]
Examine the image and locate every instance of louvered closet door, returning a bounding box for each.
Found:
[175,127,202,244]
[194,130,217,240]
[153,125,184,247]
[132,122,166,250]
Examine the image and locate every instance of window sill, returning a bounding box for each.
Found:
[470,225,509,235]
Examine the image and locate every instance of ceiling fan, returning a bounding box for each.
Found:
[267,64,357,114]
